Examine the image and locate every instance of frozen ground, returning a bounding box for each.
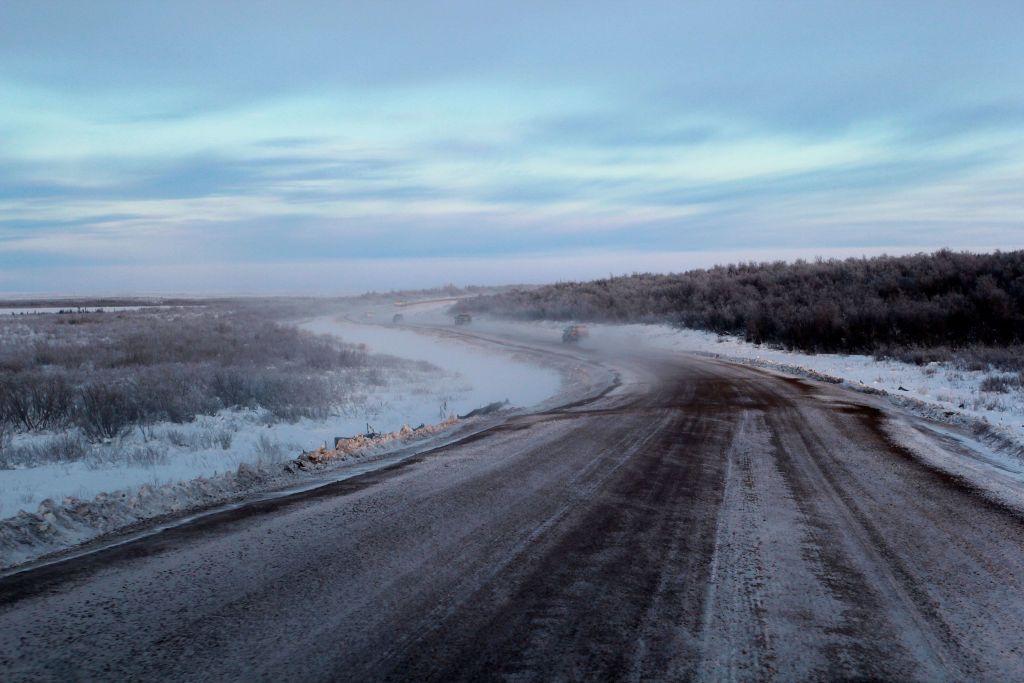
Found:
[0,311,567,566]
[0,318,560,519]
[0,404,423,520]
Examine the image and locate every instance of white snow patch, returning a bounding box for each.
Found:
[303,316,561,417]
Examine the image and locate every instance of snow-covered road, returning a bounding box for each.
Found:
[3,324,1024,680]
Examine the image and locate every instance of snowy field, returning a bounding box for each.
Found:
[0,305,173,316]
[0,314,562,522]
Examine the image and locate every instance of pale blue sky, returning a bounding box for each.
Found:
[1,1,1022,294]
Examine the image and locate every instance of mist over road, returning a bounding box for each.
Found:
[2,328,1023,681]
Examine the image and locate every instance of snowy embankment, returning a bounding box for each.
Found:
[0,314,564,569]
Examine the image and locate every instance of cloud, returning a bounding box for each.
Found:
[526,114,720,150]
[638,150,1006,206]
[1,2,1022,293]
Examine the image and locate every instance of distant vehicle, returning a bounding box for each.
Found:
[562,324,588,344]
[454,313,472,325]
[392,313,404,323]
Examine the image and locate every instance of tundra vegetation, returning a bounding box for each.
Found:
[0,301,423,468]
[453,250,1024,375]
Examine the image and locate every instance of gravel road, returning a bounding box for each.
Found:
[2,337,1023,681]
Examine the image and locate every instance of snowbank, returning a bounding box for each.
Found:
[0,416,470,570]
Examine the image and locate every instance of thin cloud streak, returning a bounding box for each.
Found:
[1,1,1022,293]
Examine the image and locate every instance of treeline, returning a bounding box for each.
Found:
[0,307,386,443]
[352,283,525,305]
[453,250,1024,361]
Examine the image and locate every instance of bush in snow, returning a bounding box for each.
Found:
[979,375,1021,394]
[0,301,429,447]
[453,249,1024,363]
[77,381,141,442]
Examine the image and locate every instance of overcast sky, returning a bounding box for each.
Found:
[1,1,1022,295]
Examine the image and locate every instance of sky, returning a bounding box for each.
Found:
[1,1,1022,295]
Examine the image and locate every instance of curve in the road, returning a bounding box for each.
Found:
[2,345,1024,681]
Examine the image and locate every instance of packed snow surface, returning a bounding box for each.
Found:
[571,321,1024,444]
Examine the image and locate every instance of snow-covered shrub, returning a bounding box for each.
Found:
[0,373,74,431]
[980,374,1021,394]
[0,303,423,443]
[253,434,287,463]
[77,381,141,442]
[162,425,236,451]
[216,429,233,450]
[0,432,89,469]
[454,249,1024,357]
